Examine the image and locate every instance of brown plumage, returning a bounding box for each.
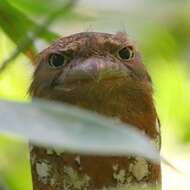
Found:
[29,32,161,190]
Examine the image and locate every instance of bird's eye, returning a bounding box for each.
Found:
[118,47,134,61]
[48,53,65,68]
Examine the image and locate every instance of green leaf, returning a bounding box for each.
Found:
[9,0,72,16]
[0,0,76,72]
[0,99,159,163]
[0,0,58,52]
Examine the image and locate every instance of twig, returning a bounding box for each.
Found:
[0,0,77,73]
[161,156,190,180]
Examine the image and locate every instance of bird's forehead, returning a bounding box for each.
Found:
[47,32,132,52]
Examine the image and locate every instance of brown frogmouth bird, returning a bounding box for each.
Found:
[29,32,161,190]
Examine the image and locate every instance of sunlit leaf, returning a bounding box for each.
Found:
[0,0,58,55]
[0,99,159,162]
[0,0,76,72]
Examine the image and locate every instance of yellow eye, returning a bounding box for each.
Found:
[118,47,134,61]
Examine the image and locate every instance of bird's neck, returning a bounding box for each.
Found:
[42,79,158,139]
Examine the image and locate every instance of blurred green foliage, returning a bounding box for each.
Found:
[0,0,59,58]
[0,135,32,190]
[0,30,31,100]
[0,0,190,190]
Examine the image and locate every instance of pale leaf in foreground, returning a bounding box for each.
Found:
[0,99,159,162]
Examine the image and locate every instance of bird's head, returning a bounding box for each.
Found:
[30,32,152,98]
[30,32,157,135]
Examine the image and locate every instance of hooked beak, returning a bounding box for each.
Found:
[55,57,129,85]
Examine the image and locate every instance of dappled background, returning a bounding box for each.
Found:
[0,0,190,190]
